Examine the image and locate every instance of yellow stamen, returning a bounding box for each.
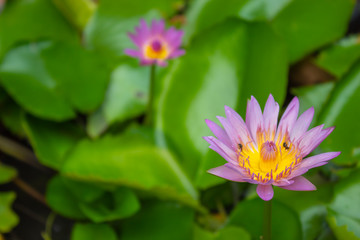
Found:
[144,40,169,60]
[238,132,302,183]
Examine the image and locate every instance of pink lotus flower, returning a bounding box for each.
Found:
[125,19,185,67]
[204,94,340,201]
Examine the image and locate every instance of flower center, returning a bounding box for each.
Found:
[151,40,162,52]
[144,39,169,60]
[260,141,278,162]
[237,136,302,183]
[259,141,278,173]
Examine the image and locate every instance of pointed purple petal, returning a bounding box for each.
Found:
[225,105,246,126]
[263,94,279,141]
[246,96,264,145]
[222,163,260,184]
[203,136,237,164]
[205,119,232,148]
[276,97,299,141]
[156,60,168,67]
[136,19,151,42]
[256,184,274,201]
[272,179,294,186]
[165,27,183,43]
[279,176,316,191]
[217,116,238,146]
[297,124,324,155]
[299,126,334,157]
[151,19,165,35]
[139,19,149,32]
[124,49,141,58]
[224,106,252,147]
[290,107,314,142]
[208,165,245,182]
[140,59,154,66]
[169,49,185,59]
[300,152,341,169]
[128,33,141,47]
[224,162,250,177]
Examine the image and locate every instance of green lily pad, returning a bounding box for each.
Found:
[0,192,19,233]
[121,200,194,240]
[0,0,77,60]
[71,223,117,240]
[227,198,302,240]
[0,164,17,184]
[61,132,198,208]
[23,114,84,170]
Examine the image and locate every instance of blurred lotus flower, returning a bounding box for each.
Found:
[204,94,340,201]
[125,19,185,67]
[0,0,5,13]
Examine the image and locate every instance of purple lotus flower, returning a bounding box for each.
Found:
[204,94,340,201]
[124,19,185,67]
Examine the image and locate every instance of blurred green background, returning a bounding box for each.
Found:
[0,0,360,239]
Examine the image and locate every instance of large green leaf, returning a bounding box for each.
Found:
[327,211,360,240]
[330,169,360,222]
[86,108,109,139]
[272,0,354,62]
[317,62,360,165]
[84,0,178,61]
[315,35,360,78]
[156,19,287,181]
[275,184,334,240]
[23,115,84,170]
[0,41,110,120]
[0,42,75,120]
[121,201,194,240]
[184,0,248,43]
[47,175,139,222]
[61,132,198,208]
[238,0,292,21]
[0,164,17,184]
[216,226,251,240]
[102,59,150,125]
[52,0,96,30]
[292,82,335,128]
[78,187,140,223]
[46,176,87,219]
[62,178,105,203]
[238,22,287,111]
[227,198,302,240]
[328,169,360,238]
[193,225,214,240]
[71,223,117,240]
[184,0,292,43]
[0,192,18,233]
[193,225,251,240]
[195,151,227,190]
[86,60,149,138]
[0,100,26,138]
[185,0,353,62]
[0,0,77,60]
[40,42,110,113]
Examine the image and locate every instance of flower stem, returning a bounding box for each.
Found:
[0,135,46,171]
[14,178,47,205]
[145,64,156,126]
[263,199,272,240]
[42,212,56,240]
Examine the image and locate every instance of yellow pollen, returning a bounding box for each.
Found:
[144,40,169,60]
[238,133,302,183]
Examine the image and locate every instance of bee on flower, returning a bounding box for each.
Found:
[125,19,185,67]
[204,94,340,201]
